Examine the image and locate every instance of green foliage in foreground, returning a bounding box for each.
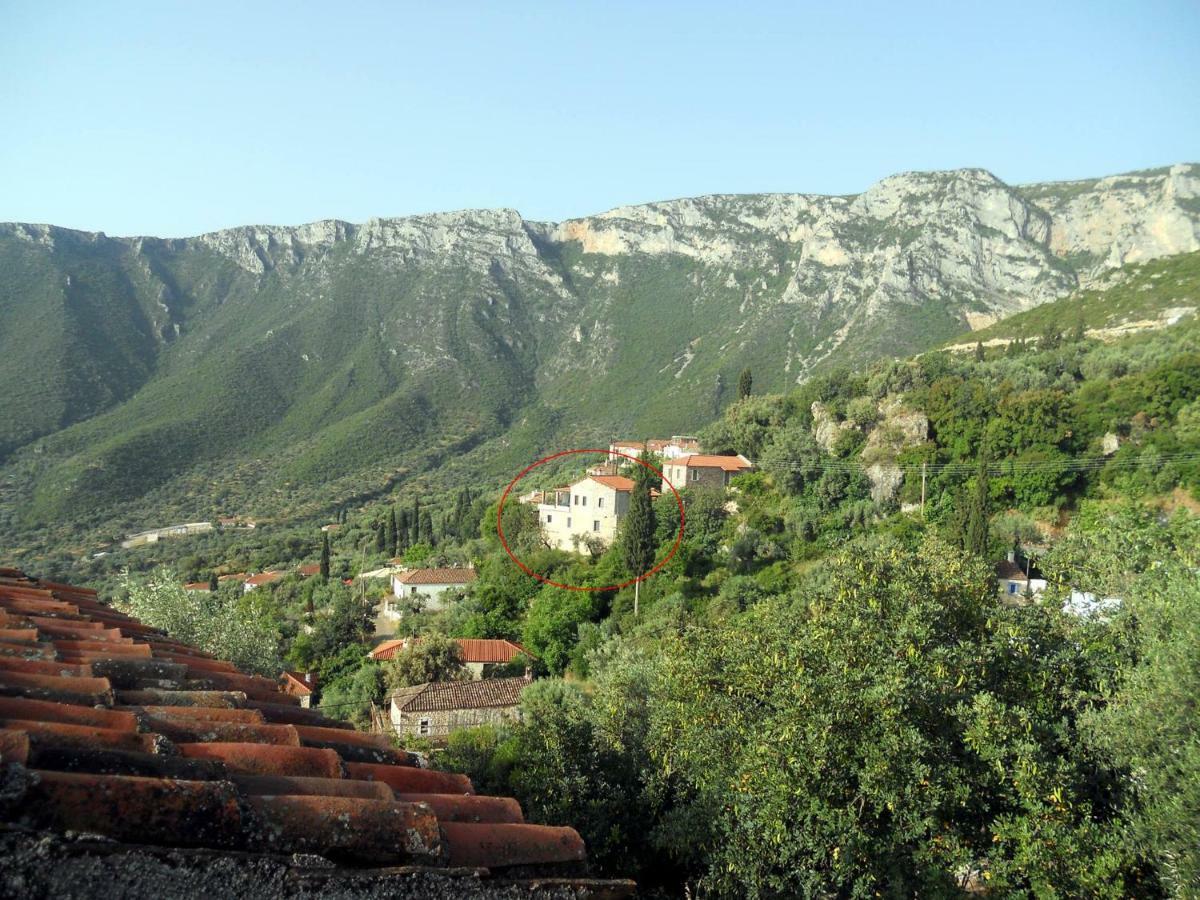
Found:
[116,568,281,675]
[440,512,1200,898]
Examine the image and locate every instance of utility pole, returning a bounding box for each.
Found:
[920,462,927,516]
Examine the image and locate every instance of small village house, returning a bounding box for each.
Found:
[370,637,535,679]
[660,453,754,491]
[243,571,286,593]
[120,521,214,549]
[995,552,1048,600]
[182,582,212,593]
[279,671,317,708]
[609,435,700,462]
[388,675,532,744]
[535,474,634,552]
[386,567,477,617]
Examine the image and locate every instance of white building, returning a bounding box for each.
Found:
[386,567,477,617]
[609,436,700,463]
[536,474,634,552]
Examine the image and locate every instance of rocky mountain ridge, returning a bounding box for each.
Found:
[0,163,1197,542]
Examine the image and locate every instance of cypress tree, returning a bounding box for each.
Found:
[420,509,436,547]
[387,506,398,556]
[320,533,331,579]
[208,571,219,592]
[374,520,386,554]
[965,455,991,558]
[974,341,985,362]
[713,372,726,416]
[620,478,657,580]
[738,367,753,400]
[411,500,421,543]
[397,509,410,552]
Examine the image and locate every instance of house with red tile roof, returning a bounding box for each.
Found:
[386,567,477,618]
[182,581,212,592]
[279,670,317,707]
[0,566,630,896]
[534,474,637,553]
[242,571,286,592]
[371,637,535,678]
[660,453,754,492]
[389,674,532,744]
[297,563,322,578]
[609,435,700,462]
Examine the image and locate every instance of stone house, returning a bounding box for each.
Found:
[660,453,754,492]
[279,670,317,708]
[536,474,633,552]
[389,675,532,744]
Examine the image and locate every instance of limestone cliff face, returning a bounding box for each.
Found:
[175,165,1198,354]
[1020,163,1200,279]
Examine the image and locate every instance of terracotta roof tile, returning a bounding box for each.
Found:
[243,571,285,587]
[370,637,535,664]
[0,567,616,888]
[669,453,754,471]
[393,567,478,585]
[588,475,635,492]
[391,675,531,713]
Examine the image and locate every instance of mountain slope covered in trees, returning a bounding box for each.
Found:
[1,164,1198,560]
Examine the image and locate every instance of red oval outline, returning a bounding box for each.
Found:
[496,448,685,592]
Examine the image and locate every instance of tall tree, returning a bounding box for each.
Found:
[387,506,398,556]
[397,509,410,551]
[319,532,331,580]
[411,499,422,544]
[208,571,219,592]
[420,508,436,547]
[620,476,657,581]
[974,341,985,362]
[737,367,753,400]
[965,455,991,558]
[384,633,467,689]
[374,519,386,554]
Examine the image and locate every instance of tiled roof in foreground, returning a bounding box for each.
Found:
[0,567,632,897]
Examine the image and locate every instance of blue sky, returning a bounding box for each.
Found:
[2,1,1197,236]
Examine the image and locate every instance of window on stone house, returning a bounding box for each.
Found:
[690,469,700,482]
[593,520,600,532]
[419,717,431,736]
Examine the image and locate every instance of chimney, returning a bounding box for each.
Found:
[523,666,533,682]
[1006,549,1016,563]
[304,672,313,685]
